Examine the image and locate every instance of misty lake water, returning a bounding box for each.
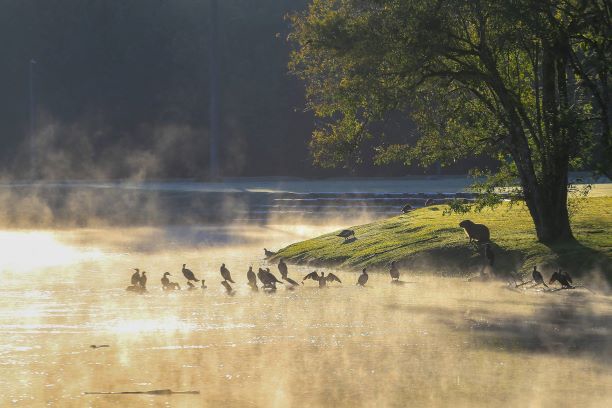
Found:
[0,219,611,406]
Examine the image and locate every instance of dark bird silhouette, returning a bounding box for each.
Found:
[247,266,258,289]
[325,272,342,284]
[303,271,319,282]
[389,261,399,281]
[278,258,288,279]
[550,269,573,288]
[319,272,342,285]
[264,268,283,286]
[221,280,235,295]
[220,263,234,283]
[316,272,328,288]
[532,266,548,288]
[561,269,573,284]
[161,272,181,291]
[264,248,276,258]
[258,268,282,289]
[161,272,172,289]
[337,229,355,242]
[303,271,341,287]
[484,244,495,267]
[257,268,268,286]
[182,264,200,282]
[459,220,491,244]
[357,268,368,286]
[402,203,413,213]
[139,271,147,289]
[131,269,141,286]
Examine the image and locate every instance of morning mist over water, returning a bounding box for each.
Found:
[1,0,611,407]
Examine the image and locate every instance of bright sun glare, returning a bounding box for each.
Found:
[0,231,105,271]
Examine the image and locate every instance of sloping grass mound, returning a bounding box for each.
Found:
[274,197,612,280]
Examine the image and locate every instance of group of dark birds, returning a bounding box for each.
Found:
[126,218,577,295]
[518,266,575,290]
[125,257,381,295]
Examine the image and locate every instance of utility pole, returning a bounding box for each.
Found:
[208,0,220,180]
[29,58,37,179]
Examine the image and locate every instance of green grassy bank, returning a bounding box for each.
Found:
[273,197,612,281]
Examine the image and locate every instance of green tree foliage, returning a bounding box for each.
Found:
[288,0,612,243]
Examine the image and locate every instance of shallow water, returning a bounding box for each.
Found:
[0,224,611,407]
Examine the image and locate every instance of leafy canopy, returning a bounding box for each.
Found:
[288,0,611,179]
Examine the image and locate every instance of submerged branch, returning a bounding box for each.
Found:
[84,389,200,395]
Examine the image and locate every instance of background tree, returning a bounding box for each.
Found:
[289,0,611,243]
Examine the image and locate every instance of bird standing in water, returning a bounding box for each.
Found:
[531,266,548,288]
[265,268,283,287]
[258,268,283,289]
[220,264,235,283]
[357,268,368,286]
[139,271,147,289]
[161,272,181,291]
[302,271,341,287]
[131,269,141,286]
[247,266,258,290]
[182,264,200,282]
[278,258,288,280]
[484,244,495,267]
[302,271,319,285]
[161,272,171,289]
[389,261,399,281]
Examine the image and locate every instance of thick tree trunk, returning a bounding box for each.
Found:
[519,170,573,243]
[515,40,574,244]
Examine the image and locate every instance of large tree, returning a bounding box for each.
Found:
[288,0,611,243]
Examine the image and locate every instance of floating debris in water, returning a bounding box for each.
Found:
[84,389,200,395]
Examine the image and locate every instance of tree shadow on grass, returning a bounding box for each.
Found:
[545,239,611,284]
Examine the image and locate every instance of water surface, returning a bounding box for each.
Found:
[0,224,610,407]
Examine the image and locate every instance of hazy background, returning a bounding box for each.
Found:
[0,0,498,180]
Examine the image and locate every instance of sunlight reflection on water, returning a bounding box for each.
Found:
[0,231,106,272]
[0,224,610,407]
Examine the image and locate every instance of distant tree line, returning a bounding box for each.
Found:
[1,0,498,179]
